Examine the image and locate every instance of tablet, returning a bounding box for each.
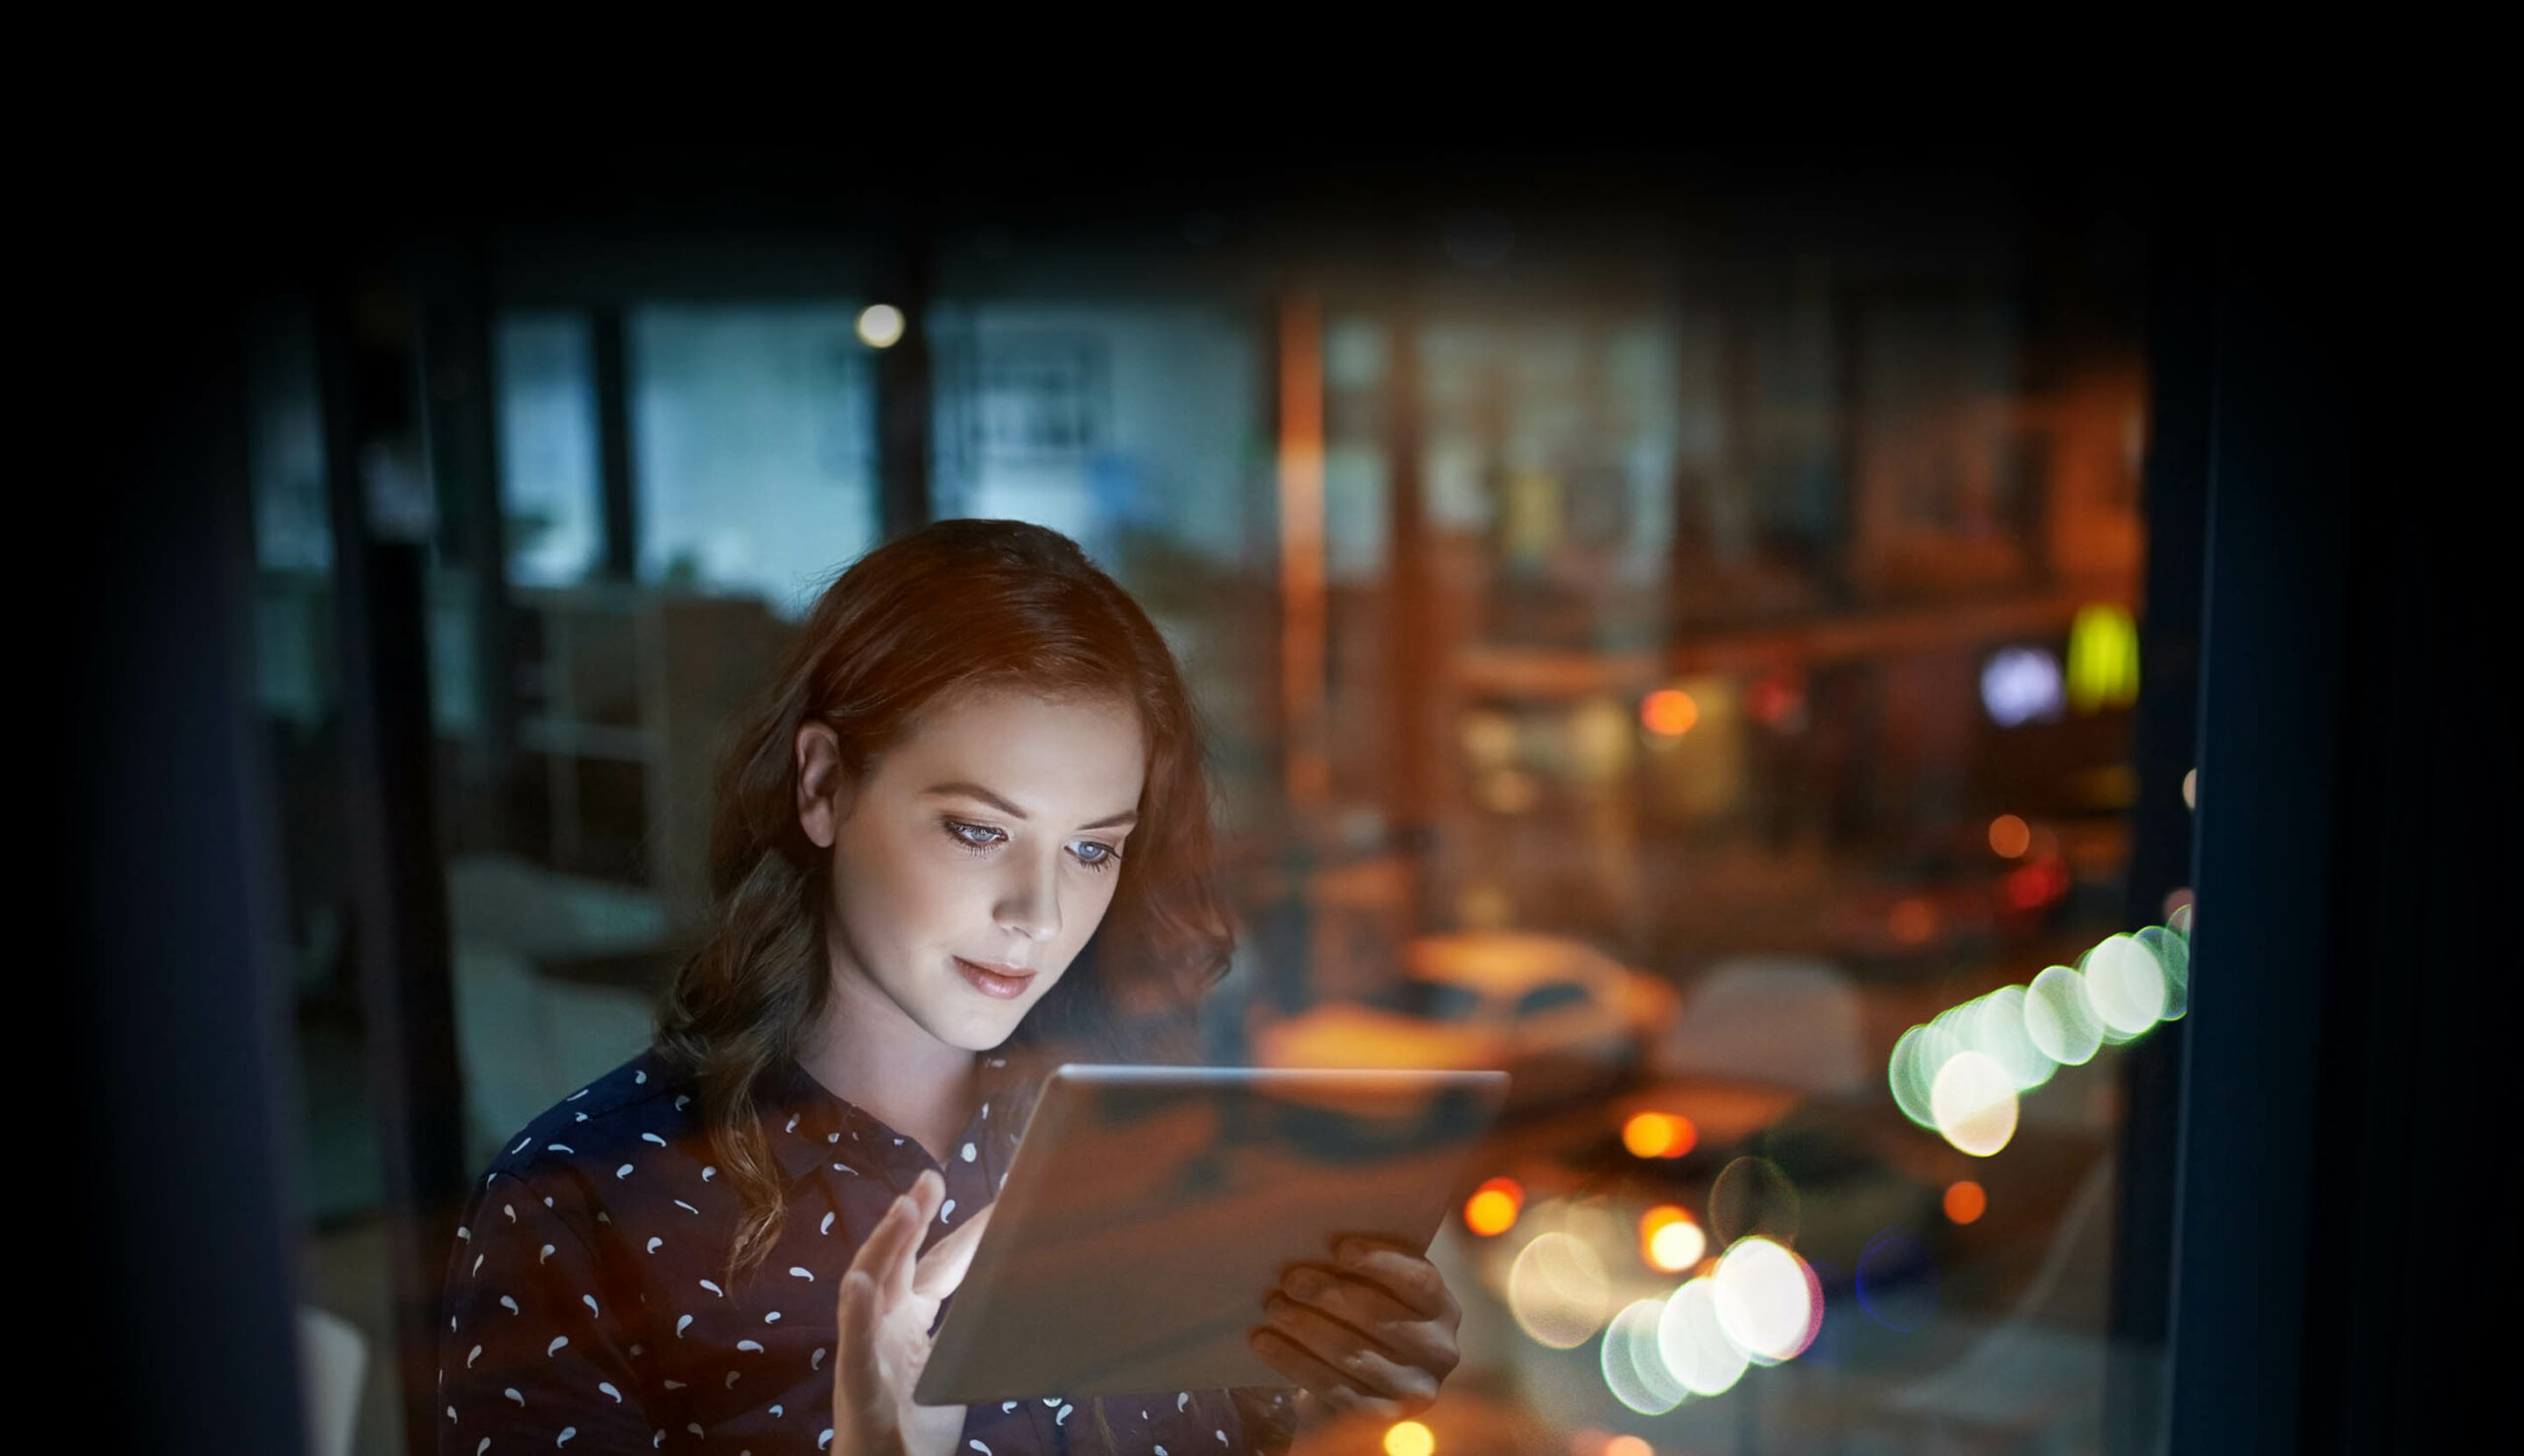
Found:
[914,1065,1510,1404]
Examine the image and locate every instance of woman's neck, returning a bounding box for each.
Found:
[795,954,978,1168]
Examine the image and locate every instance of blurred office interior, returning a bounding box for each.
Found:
[66,148,2498,1456]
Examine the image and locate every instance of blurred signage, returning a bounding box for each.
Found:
[1981,646,2067,728]
[2067,603,2139,714]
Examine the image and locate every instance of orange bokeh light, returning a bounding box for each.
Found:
[1890,898,1938,945]
[1465,1175,1523,1236]
[1944,1180,1988,1224]
[1605,1437,1653,1456]
[1988,813,2031,859]
[1621,1112,1698,1159]
[1639,1205,1705,1272]
[1641,689,1699,737]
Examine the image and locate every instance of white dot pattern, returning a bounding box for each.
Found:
[434,1050,1288,1453]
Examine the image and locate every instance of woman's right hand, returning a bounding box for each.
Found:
[829,1169,993,1456]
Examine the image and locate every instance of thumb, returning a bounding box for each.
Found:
[910,1204,994,1300]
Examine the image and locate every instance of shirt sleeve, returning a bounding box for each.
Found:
[439,1170,655,1455]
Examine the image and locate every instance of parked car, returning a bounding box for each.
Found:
[1255,932,1678,1111]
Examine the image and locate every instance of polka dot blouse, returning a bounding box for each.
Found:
[437,1049,1298,1454]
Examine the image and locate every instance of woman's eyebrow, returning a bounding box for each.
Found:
[922,781,1138,831]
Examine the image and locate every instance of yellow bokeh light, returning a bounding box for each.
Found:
[1641,689,1699,737]
[1929,1050,2019,1157]
[1384,1420,1437,1456]
[1465,1176,1522,1236]
[2068,601,2139,713]
[855,303,906,349]
[1466,1189,1518,1237]
[1621,1111,1696,1159]
[1622,1112,1671,1158]
[1988,813,2032,859]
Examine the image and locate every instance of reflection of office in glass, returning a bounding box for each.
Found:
[631,305,879,614]
[196,167,2241,1456]
[495,313,603,589]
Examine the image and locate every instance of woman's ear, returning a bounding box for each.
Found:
[795,722,852,849]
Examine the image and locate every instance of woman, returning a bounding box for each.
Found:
[438,520,1462,1455]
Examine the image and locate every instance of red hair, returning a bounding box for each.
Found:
[656,519,1233,1275]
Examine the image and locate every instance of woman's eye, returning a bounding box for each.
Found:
[945,820,1004,850]
[1070,840,1121,870]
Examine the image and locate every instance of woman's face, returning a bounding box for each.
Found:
[798,684,1148,1054]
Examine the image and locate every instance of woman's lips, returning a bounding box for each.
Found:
[953,956,1036,1000]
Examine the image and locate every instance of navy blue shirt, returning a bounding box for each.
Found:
[437,1049,1297,1454]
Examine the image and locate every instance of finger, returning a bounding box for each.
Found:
[847,1187,928,1317]
[1273,1267,1456,1375]
[1328,1238,1455,1322]
[889,1170,946,1305]
[834,1271,892,1429]
[1259,1295,1440,1409]
[1244,1327,1419,1422]
[912,1204,994,1300]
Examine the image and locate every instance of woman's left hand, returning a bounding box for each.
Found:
[1246,1236,1461,1423]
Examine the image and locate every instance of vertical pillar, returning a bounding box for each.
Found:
[316,274,467,1456]
[1277,292,1330,812]
[2162,213,2349,1456]
[72,300,312,1456]
[2102,212,2212,1455]
[593,307,638,581]
[412,242,517,853]
[875,213,935,542]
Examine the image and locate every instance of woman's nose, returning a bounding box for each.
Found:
[993,850,1063,943]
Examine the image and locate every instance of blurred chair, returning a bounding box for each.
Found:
[296,1305,365,1456]
[1654,954,1865,1095]
[447,854,667,1169]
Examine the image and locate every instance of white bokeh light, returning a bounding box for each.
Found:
[2084,934,2167,1038]
[854,303,906,349]
[1655,1278,1750,1396]
[1964,985,2057,1091]
[1601,1297,1688,1416]
[2024,964,2104,1066]
[1929,1050,2020,1156]
[1711,1237,1821,1364]
[1508,1231,1611,1349]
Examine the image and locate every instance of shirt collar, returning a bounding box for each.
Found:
[763,1050,1035,1184]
